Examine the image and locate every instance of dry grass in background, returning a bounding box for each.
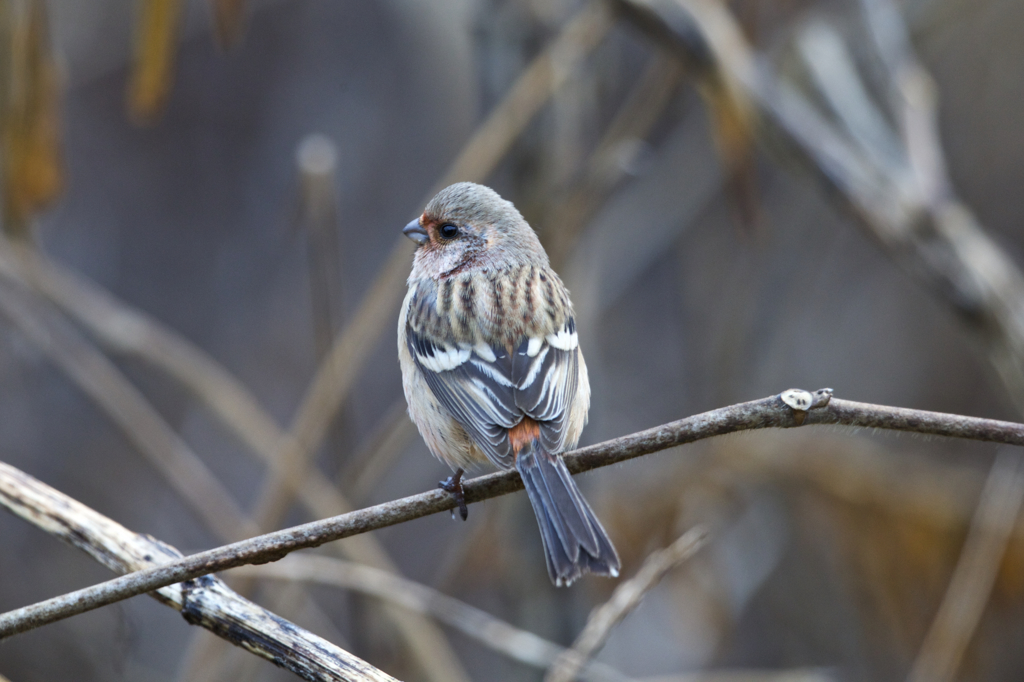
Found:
[2,0,1024,680]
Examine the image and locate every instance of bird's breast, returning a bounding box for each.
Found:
[408,265,572,347]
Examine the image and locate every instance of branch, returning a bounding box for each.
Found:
[243,554,823,682]
[546,527,710,682]
[906,451,1024,682]
[239,556,630,682]
[3,389,1024,638]
[0,460,395,682]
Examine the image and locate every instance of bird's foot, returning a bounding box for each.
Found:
[438,468,468,521]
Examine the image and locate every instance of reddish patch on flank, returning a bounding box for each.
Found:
[508,417,540,454]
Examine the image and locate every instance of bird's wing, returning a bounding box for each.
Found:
[407,326,519,467]
[406,316,580,468]
[510,317,579,453]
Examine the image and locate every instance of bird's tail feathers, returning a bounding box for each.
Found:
[515,441,620,587]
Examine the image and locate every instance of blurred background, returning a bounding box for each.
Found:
[0,0,1023,680]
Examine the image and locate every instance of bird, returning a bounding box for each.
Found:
[398,181,620,587]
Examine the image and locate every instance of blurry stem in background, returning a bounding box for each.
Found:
[10,388,1024,636]
[296,133,344,362]
[906,451,1024,682]
[609,0,759,229]
[239,555,634,682]
[613,0,1024,415]
[638,671,833,682]
[0,460,398,682]
[717,433,993,540]
[545,52,685,268]
[128,0,183,123]
[337,399,417,502]
[0,0,63,239]
[433,0,612,191]
[250,550,823,681]
[546,527,710,682]
[208,0,248,49]
[0,279,260,542]
[246,247,407,529]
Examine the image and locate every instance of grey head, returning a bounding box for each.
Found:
[403,182,548,280]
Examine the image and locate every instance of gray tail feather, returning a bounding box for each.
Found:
[515,442,621,587]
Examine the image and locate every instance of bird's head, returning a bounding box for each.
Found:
[404,182,547,280]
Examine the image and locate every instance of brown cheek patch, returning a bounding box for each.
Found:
[421,215,440,250]
[508,417,541,454]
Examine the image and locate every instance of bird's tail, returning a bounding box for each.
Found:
[515,441,621,587]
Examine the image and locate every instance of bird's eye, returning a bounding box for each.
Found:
[439,223,459,240]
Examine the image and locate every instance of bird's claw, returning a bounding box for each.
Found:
[439,468,468,521]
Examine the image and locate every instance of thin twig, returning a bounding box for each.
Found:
[545,52,686,267]
[0,239,290,479]
[339,401,418,501]
[906,451,1024,682]
[436,1,613,191]
[237,555,632,682]
[5,389,1024,637]
[296,133,344,361]
[546,527,710,682]
[0,460,396,682]
[0,278,259,542]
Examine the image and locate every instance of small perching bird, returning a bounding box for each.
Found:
[398,182,620,586]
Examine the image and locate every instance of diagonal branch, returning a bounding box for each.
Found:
[906,450,1024,682]
[239,555,631,682]
[0,459,395,682]
[0,275,259,542]
[3,388,1024,638]
[546,527,710,682]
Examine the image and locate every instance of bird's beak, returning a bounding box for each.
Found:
[403,219,428,245]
